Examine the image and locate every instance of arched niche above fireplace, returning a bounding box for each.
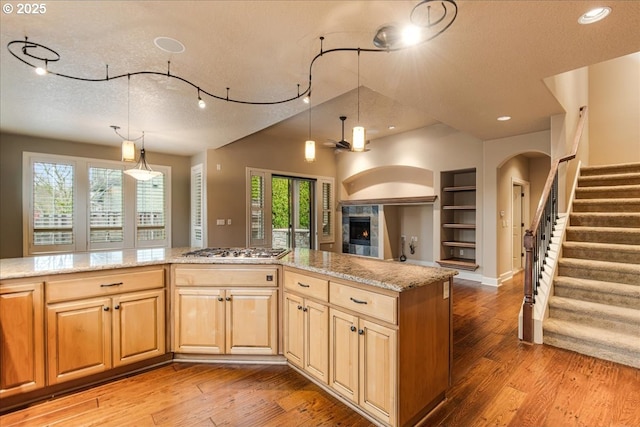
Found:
[342,165,435,200]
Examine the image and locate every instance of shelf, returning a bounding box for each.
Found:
[442,205,476,210]
[443,223,476,229]
[440,168,478,270]
[436,258,479,271]
[443,185,476,192]
[339,195,437,206]
[442,241,476,248]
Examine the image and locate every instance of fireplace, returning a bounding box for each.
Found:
[349,217,371,246]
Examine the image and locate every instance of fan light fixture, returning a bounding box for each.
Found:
[352,50,366,152]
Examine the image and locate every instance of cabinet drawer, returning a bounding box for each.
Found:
[330,282,397,324]
[46,268,164,303]
[174,266,278,287]
[284,270,328,302]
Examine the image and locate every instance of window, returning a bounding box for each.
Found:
[318,178,334,243]
[136,174,166,244]
[89,166,123,245]
[31,160,75,252]
[246,168,333,248]
[24,153,171,255]
[190,164,205,248]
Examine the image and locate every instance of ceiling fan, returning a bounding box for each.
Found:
[323,116,351,152]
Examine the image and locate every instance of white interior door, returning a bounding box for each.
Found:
[512,184,523,271]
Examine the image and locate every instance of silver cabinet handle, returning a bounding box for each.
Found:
[358,329,364,335]
[100,282,123,288]
[350,326,356,332]
[225,297,231,301]
[218,297,224,302]
[297,282,310,288]
[350,297,367,305]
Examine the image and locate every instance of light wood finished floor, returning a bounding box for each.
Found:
[2,273,639,426]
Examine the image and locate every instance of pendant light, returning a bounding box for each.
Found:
[114,74,138,162]
[352,49,365,152]
[304,92,316,162]
[124,132,162,181]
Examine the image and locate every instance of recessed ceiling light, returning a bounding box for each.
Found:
[153,37,185,54]
[497,116,511,121]
[388,125,396,130]
[578,7,611,24]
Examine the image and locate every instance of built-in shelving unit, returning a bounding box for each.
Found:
[437,168,479,271]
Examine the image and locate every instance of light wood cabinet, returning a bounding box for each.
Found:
[46,267,166,385]
[329,308,397,426]
[283,292,329,384]
[283,268,330,384]
[172,265,278,355]
[0,282,45,397]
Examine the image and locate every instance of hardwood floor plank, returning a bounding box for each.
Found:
[0,398,98,427]
[475,385,526,427]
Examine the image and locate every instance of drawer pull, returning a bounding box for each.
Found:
[350,297,368,305]
[297,282,310,288]
[100,282,124,288]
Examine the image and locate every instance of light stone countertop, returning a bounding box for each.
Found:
[0,247,457,292]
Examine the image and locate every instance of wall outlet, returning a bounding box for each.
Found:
[460,249,464,256]
[227,219,232,225]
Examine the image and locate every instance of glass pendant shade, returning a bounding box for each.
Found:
[121,140,136,162]
[305,140,316,162]
[352,126,366,152]
[124,148,162,181]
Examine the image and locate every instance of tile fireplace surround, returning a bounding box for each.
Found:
[342,205,379,257]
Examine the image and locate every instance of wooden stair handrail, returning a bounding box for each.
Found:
[522,105,588,343]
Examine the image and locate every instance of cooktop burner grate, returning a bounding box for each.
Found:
[182,247,289,259]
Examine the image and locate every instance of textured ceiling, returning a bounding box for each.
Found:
[1,1,639,156]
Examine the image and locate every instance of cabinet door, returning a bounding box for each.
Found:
[226,289,277,355]
[174,288,225,354]
[329,308,358,403]
[305,299,329,384]
[0,283,44,397]
[47,297,111,384]
[113,289,166,367]
[283,292,304,367]
[359,319,397,426]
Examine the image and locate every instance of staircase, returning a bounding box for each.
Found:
[544,162,640,368]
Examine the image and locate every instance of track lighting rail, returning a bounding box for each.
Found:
[6,0,456,107]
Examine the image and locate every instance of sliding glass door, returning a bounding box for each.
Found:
[272,176,315,250]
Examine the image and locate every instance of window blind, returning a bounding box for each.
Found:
[89,167,123,243]
[32,161,74,245]
[136,173,166,241]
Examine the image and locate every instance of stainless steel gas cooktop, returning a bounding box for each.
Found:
[182,247,290,259]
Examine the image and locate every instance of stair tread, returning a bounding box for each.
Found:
[554,276,640,297]
[566,225,640,233]
[549,295,640,321]
[544,317,640,352]
[570,212,640,218]
[562,241,640,252]
[559,257,640,274]
[579,172,640,180]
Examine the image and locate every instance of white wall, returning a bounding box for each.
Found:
[589,52,640,165]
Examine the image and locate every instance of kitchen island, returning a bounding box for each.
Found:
[0,248,456,426]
